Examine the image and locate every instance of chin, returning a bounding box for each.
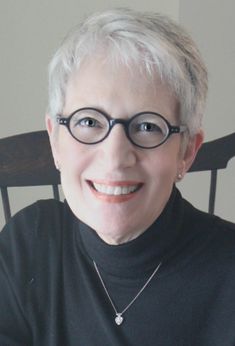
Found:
[91,219,143,244]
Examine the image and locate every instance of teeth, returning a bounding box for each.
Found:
[93,183,139,195]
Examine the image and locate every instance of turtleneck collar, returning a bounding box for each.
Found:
[73,186,185,278]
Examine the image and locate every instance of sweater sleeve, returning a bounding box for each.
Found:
[0,203,39,344]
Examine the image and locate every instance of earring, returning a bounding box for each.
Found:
[176,173,183,182]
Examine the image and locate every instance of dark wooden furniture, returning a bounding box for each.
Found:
[0,131,60,223]
[189,132,235,214]
[0,130,235,223]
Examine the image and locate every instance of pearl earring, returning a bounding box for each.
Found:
[177,173,183,181]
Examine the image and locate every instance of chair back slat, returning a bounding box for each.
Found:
[0,131,60,187]
[1,187,11,223]
[189,132,235,214]
[189,132,235,172]
[208,170,218,214]
[52,184,60,201]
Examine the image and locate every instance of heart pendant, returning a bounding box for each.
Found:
[115,314,124,325]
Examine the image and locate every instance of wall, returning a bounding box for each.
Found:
[1,0,234,229]
[0,0,179,139]
[179,0,235,222]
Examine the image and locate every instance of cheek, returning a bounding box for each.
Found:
[59,149,90,212]
[146,151,179,183]
[60,152,91,186]
[55,138,94,200]
[56,135,91,173]
[143,154,179,213]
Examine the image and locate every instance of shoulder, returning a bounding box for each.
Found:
[0,199,65,239]
[0,199,67,271]
[0,200,71,339]
[0,199,72,292]
[183,196,235,233]
[182,197,235,256]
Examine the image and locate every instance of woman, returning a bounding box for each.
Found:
[1,9,235,345]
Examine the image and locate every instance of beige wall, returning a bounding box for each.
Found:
[0,0,234,229]
[0,0,179,139]
[179,0,235,222]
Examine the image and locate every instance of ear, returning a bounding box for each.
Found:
[45,114,60,170]
[45,113,54,136]
[179,129,204,177]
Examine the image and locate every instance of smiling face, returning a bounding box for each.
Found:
[47,57,202,244]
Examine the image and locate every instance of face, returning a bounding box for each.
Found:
[47,58,202,244]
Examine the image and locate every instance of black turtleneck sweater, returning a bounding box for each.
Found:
[0,188,235,345]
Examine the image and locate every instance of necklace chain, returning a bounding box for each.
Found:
[93,260,162,325]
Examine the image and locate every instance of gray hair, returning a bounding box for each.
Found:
[48,8,208,136]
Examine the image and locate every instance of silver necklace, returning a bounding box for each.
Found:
[93,260,162,325]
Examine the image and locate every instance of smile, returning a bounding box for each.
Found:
[87,180,143,202]
[93,183,139,195]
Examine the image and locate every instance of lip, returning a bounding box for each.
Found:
[86,179,143,203]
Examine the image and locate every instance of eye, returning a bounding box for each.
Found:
[76,117,101,128]
[137,122,162,133]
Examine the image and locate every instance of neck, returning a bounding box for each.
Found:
[74,187,184,278]
[96,228,146,245]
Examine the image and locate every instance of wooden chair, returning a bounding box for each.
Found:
[0,131,60,223]
[188,132,235,214]
[0,130,235,223]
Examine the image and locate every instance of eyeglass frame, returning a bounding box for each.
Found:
[56,107,187,149]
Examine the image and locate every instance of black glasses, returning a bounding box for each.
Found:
[57,107,187,149]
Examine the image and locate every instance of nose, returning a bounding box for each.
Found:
[99,124,138,169]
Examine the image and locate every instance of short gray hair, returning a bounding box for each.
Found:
[48,8,208,136]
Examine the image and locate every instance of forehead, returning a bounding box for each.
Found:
[63,56,179,121]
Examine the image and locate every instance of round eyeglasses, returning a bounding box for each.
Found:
[57,107,187,149]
